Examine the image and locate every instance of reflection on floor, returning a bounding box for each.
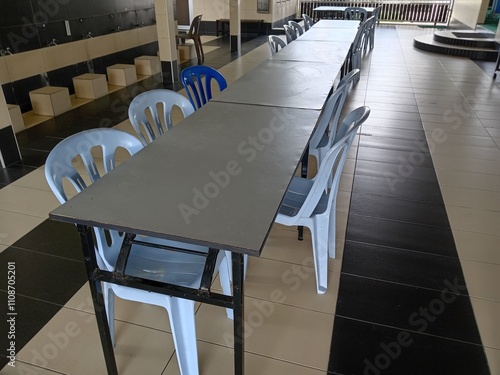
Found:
[1,26,499,375]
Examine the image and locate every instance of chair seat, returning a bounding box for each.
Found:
[278,177,328,217]
[127,237,210,287]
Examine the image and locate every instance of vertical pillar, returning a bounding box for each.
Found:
[0,89,21,168]
[155,0,180,84]
[230,0,241,52]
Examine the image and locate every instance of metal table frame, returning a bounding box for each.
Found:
[49,24,359,375]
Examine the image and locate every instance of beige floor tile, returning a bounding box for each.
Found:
[436,169,500,192]
[0,244,7,253]
[423,122,489,137]
[430,143,500,162]
[265,225,346,269]
[195,296,334,370]
[453,230,500,265]
[428,132,498,149]
[446,206,500,236]
[339,172,354,192]
[432,155,500,175]
[244,256,339,314]
[484,347,500,375]
[10,167,51,192]
[470,297,500,349]
[420,113,483,126]
[163,340,325,375]
[461,260,500,301]
[0,210,44,246]
[0,185,61,219]
[486,128,500,138]
[0,361,63,374]
[441,185,500,211]
[336,190,352,213]
[16,307,175,375]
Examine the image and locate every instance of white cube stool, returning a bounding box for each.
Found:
[29,86,71,116]
[106,64,137,86]
[73,73,108,99]
[134,55,161,76]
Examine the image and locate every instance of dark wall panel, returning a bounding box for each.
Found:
[0,0,155,50]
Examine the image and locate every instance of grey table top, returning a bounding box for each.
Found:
[296,27,358,42]
[50,102,321,256]
[313,6,376,12]
[270,39,352,64]
[212,60,339,110]
[312,20,361,29]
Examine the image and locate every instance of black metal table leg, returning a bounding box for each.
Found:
[232,252,245,375]
[78,225,118,375]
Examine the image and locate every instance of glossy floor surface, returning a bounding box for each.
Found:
[0,26,499,374]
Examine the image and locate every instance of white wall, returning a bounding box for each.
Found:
[451,0,482,29]
[192,0,297,23]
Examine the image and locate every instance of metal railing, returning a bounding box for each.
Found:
[300,0,453,25]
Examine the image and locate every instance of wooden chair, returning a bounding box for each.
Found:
[176,14,204,64]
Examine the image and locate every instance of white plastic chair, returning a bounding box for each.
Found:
[363,15,377,53]
[275,107,370,294]
[283,24,297,43]
[344,19,369,85]
[268,35,286,55]
[309,69,360,169]
[44,128,229,375]
[128,89,195,146]
[288,20,304,36]
[302,14,314,31]
[344,7,368,21]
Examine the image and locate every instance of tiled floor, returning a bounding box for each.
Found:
[0,26,499,374]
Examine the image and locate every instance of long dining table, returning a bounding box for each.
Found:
[49,19,360,375]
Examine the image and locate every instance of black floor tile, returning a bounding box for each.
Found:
[11,220,84,262]
[328,317,490,375]
[0,292,62,369]
[0,165,37,185]
[361,126,427,141]
[355,160,438,184]
[345,214,457,257]
[15,149,50,168]
[349,192,450,228]
[362,117,424,130]
[352,174,444,205]
[22,136,63,153]
[342,240,466,291]
[336,274,481,344]
[0,247,87,304]
[357,147,435,168]
[359,135,430,154]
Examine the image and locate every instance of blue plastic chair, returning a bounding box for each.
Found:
[45,128,230,375]
[128,89,195,146]
[180,66,228,110]
[309,69,360,169]
[275,107,370,294]
[268,35,286,55]
[283,24,297,43]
